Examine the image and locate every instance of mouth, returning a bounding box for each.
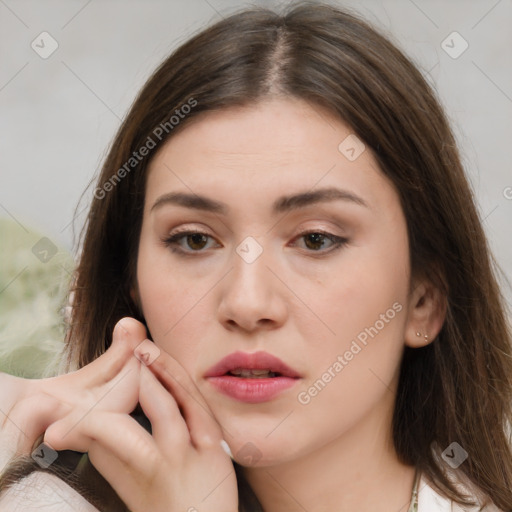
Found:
[204,351,301,403]
[225,368,283,378]
[204,350,302,379]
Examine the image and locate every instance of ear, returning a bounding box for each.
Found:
[404,278,446,348]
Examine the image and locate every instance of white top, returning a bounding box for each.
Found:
[417,473,503,512]
[0,471,99,511]
[0,471,504,511]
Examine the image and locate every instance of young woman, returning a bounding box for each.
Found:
[1,2,511,511]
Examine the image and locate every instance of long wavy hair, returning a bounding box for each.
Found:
[2,2,512,510]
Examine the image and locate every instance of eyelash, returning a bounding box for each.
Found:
[162,228,349,256]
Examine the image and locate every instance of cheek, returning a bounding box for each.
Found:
[136,240,224,375]
[136,240,190,349]
[294,230,410,421]
[304,235,409,359]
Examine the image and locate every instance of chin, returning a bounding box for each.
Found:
[224,433,306,469]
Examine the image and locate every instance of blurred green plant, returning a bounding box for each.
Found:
[0,217,74,378]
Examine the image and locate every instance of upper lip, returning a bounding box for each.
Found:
[204,351,301,378]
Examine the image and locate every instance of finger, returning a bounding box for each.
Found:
[43,409,158,476]
[110,317,149,354]
[7,392,70,455]
[86,437,166,512]
[44,409,168,512]
[146,347,224,451]
[40,317,147,413]
[54,360,142,430]
[44,317,147,390]
[79,316,148,376]
[138,363,190,455]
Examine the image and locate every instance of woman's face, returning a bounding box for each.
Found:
[135,97,418,466]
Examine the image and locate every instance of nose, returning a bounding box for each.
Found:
[217,240,288,334]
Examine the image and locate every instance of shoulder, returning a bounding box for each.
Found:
[0,470,100,511]
[418,473,504,512]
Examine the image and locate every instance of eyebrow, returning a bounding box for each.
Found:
[150,186,369,215]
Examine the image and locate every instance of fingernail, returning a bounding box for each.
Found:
[116,318,130,335]
[220,439,233,458]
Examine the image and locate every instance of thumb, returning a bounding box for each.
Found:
[50,317,149,392]
[111,317,149,354]
[90,316,149,375]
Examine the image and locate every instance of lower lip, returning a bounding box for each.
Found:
[206,375,299,403]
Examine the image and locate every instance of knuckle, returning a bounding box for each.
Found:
[194,430,222,450]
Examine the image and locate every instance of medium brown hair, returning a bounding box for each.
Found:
[2,2,511,510]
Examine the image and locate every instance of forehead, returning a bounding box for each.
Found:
[144,97,398,217]
[151,97,349,168]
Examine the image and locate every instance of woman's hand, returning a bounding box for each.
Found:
[1,317,145,463]
[39,318,239,512]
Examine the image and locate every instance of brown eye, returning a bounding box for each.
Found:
[183,233,209,251]
[163,230,218,254]
[294,230,348,253]
[162,229,348,257]
[303,232,328,251]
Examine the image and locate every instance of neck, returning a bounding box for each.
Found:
[241,396,416,512]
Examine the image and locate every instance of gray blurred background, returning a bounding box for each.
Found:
[1,0,511,304]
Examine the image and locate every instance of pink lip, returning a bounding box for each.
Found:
[204,351,301,378]
[204,351,301,404]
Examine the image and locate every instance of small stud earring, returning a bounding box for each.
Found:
[416,331,429,343]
